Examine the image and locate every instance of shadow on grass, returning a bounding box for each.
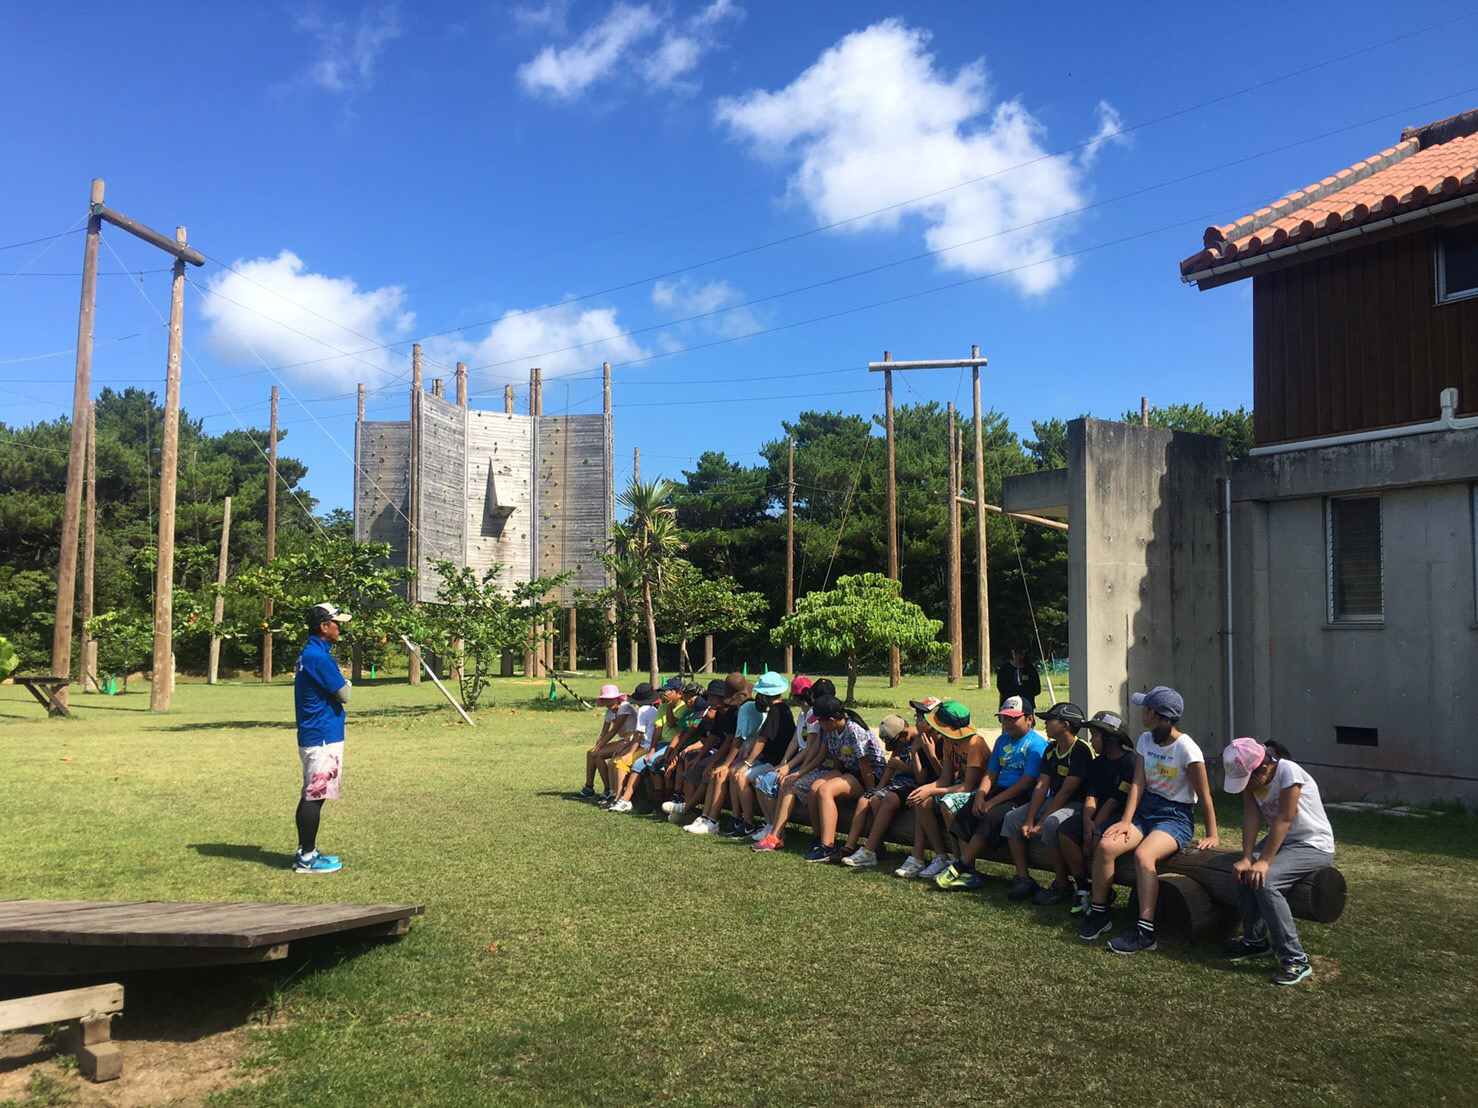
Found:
[189,842,297,869]
[161,719,288,732]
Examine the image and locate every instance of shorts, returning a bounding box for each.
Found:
[632,744,669,775]
[1132,793,1195,848]
[754,768,782,797]
[299,742,344,801]
[949,791,1014,846]
[938,790,973,815]
[1002,801,1082,848]
[615,745,650,774]
[742,762,775,784]
[790,768,834,803]
[864,778,917,804]
[684,749,720,788]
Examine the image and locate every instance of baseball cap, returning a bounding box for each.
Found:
[1083,710,1132,747]
[996,695,1029,719]
[1222,737,1268,794]
[1040,702,1086,725]
[1131,685,1185,720]
[929,700,976,740]
[790,675,814,696]
[308,602,351,628]
[661,677,685,692]
[705,678,730,700]
[754,671,789,697]
[877,714,909,743]
[908,696,943,716]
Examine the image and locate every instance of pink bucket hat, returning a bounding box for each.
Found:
[1222,737,1268,793]
[597,683,623,701]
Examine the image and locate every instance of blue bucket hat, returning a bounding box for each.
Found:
[753,671,788,698]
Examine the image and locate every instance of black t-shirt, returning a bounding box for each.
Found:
[1041,737,1094,800]
[756,702,796,766]
[1084,749,1135,816]
[699,705,738,749]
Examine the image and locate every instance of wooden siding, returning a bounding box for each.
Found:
[465,409,534,593]
[1253,225,1478,445]
[354,421,409,570]
[414,392,468,595]
[536,414,612,604]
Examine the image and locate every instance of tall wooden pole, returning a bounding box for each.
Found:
[946,403,962,683]
[208,496,232,685]
[52,179,105,706]
[456,362,467,408]
[80,403,98,693]
[972,347,990,690]
[628,446,640,675]
[407,346,422,685]
[1141,396,1150,427]
[262,385,278,683]
[883,352,900,687]
[352,384,366,681]
[785,435,795,675]
[358,384,365,422]
[568,607,578,672]
[603,361,617,679]
[149,226,187,711]
[504,384,514,414]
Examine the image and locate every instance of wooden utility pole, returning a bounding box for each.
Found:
[261,385,278,684]
[148,226,188,712]
[51,180,105,707]
[629,446,640,675]
[407,346,423,685]
[1141,396,1150,427]
[603,361,617,679]
[80,404,98,693]
[568,608,578,672]
[946,403,962,683]
[456,362,467,407]
[883,352,900,686]
[785,435,795,674]
[208,497,232,684]
[504,384,514,414]
[352,385,366,681]
[869,347,991,689]
[972,347,990,689]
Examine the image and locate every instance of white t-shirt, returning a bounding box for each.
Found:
[1252,759,1335,855]
[1137,731,1204,805]
[794,708,818,751]
[621,703,657,749]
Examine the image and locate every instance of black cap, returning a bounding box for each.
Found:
[705,678,729,699]
[628,682,658,705]
[1040,702,1086,725]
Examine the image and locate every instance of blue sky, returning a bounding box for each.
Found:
[5,2,1478,514]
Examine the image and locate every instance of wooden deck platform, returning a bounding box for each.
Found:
[0,900,425,975]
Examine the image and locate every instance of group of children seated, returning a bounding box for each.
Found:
[576,670,1335,986]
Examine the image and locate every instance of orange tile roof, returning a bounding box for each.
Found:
[1181,108,1478,282]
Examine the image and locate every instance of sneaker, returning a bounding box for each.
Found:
[749,822,773,841]
[684,817,719,835]
[843,847,878,868]
[803,843,837,862]
[751,833,783,852]
[609,798,633,813]
[1008,875,1042,902]
[1108,928,1158,955]
[660,799,683,814]
[293,851,342,874]
[835,845,858,862]
[935,864,984,890]
[1069,889,1093,915]
[894,856,927,878]
[668,808,689,824]
[1076,912,1113,941]
[1270,959,1313,986]
[722,821,754,839]
[1033,883,1074,906]
[596,795,614,809]
[919,856,953,880]
[1227,935,1275,962]
[576,785,597,800]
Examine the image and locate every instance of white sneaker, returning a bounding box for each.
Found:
[610,798,633,813]
[894,855,927,878]
[668,808,688,824]
[684,816,718,835]
[661,799,681,814]
[842,847,878,868]
[919,856,953,880]
[749,822,773,841]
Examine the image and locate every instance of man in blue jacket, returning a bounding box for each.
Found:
[293,602,352,874]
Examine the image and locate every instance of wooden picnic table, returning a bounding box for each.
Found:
[10,676,70,717]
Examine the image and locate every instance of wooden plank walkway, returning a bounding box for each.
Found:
[0,900,424,974]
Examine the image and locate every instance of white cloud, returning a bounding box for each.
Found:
[716,19,1123,296]
[426,301,649,383]
[518,0,740,99]
[651,276,761,338]
[510,1,570,36]
[1080,100,1131,167]
[199,251,414,389]
[292,4,403,94]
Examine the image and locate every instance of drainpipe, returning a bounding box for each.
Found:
[1222,476,1235,747]
[1249,387,1476,456]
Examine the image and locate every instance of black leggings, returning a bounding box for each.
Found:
[295,797,325,853]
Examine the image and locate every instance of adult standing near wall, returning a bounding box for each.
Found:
[997,644,1042,712]
[293,602,352,874]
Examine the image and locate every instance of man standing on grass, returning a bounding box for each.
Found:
[293,602,352,874]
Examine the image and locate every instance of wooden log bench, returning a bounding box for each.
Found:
[0,983,124,1082]
[9,676,70,717]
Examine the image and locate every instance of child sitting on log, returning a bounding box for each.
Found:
[1058,710,1136,915]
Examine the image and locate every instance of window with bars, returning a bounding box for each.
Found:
[1327,496,1383,622]
[1436,220,1478,305]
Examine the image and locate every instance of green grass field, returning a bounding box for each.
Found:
[2,674,1475,1106]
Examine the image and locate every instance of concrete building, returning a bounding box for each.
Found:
[1006,109,1478,803]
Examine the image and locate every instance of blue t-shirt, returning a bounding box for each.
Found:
[987,728,1047,790]
[294,635,347,747]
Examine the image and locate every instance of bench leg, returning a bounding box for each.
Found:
[60,1015,122,1082]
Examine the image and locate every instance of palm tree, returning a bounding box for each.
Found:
[610,477,683,687]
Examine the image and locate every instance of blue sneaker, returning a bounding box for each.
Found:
[294,850,343,874]
[575,785,597,800]
[1270,959,1313,986]
[1108,927,1157,955]
[803,844,837,862]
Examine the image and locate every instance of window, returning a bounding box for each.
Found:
[1335,726,1379,747]
[1327,496,1382,622]
[1436,220,1478,304]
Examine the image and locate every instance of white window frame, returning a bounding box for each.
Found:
[1435,220,1478,305]
[1326,496,1383,624]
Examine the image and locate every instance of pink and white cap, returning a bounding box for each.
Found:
[1222,737,1267,793]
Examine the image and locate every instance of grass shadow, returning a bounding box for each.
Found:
[188,842,297,869]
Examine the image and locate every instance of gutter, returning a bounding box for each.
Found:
[1182,191,1478,286]
[1249,388,1478,456]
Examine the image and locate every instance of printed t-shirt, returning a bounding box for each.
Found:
[735,700,762,741]
[1084,750,1135,815]
[945,733,989,786]
[1040,736,1094,800]
[294,636,347,747]
[794,707,819,751]
[825,719,887,780]
[987,729,1048,790]
[1137,732,1204,805]
[1252,759,1336,854]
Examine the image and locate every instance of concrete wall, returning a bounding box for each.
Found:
[1231,427,1478,802]
[1066,419,1230,751]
